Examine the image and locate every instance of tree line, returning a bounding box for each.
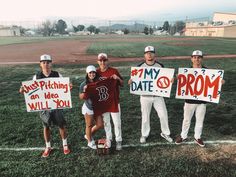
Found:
[36,19,185,36]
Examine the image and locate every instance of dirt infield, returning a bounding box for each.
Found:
[0,38,235,65]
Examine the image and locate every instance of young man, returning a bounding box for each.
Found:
[96,53,123,150]
[175,50,225,147]
[19,54,71,157]
[128,46,173,144]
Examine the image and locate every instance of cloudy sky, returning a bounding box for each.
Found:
[0,0,235,22]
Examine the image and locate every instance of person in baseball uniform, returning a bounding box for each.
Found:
[96,53,123,150]
[128,46,173,144]
[19,54,71,157]
[175,50,225,147]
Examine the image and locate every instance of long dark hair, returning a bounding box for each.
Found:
[85,72,101,84]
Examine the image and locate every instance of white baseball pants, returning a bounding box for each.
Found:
[140,96,171,137]
[103,104,122,142]
[180,103,206,140]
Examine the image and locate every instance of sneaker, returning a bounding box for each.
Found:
[116,141,122,151]
[140,136,147,143]
[194,138,205,147]
[175,136,187,145]
[88,140,97,150]
[160,133,173,143]
[63,145,71,155]
[42,147,52,158]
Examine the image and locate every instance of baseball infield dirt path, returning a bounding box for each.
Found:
[0,38,235,65]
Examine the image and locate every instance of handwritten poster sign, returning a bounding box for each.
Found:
[22,77,72,112]
[175,68,224,103]
[130,67,175,97]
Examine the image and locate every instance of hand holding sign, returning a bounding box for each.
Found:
[176,68,224,103]
[22,77,72,112]
[130,67,174,97]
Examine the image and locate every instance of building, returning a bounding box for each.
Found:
[0,25,21,36]
[185,12,236,38]
[213,12,236,23]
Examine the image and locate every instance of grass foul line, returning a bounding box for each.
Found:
[1,140,235,151]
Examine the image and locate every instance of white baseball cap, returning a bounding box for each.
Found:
[86,65,96,73]
[40,54,52,62]
[144,46,155,54]
[97,53,108,61]
[192,50,203,57]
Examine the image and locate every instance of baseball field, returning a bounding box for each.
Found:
[0,35,236,177]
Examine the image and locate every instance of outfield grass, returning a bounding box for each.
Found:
[1,35,236,58]
[0,58,236,177]
[87,37,236,57]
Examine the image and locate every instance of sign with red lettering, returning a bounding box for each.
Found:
[21,77,72,112]
[130,67,174,97]
[175,68,224,103]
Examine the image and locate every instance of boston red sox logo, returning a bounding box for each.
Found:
[156,76,170,89]
[96,86,109,101]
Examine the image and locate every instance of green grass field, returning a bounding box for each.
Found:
[0,56,236,176]
[87,37,236,57]
[1,36,236,176]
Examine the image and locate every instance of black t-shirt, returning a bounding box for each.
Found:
[36,71,59,79]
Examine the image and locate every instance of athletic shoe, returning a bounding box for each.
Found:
[41,147,52,158]
[194,138,205,147]
[63,145,71,155]
[160,133,173,143]
[88,140,97,150]
[140,136,147,143]
[175,136,187,145]
[116,141,122,151]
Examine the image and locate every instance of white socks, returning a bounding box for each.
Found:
[45,139,68,148]
[62,138,68,146]
[46,142,51,148]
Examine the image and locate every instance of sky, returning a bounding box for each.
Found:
[0,0,235,26]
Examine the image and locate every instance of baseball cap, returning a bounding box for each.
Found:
[191,50,203,57]
[40,54,52,62]
[86,65,96,73]
[144,46,155,54]
[97,53,108,61]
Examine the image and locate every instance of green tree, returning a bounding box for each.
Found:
[40,20,56,36]
[77,25,85,31]
[87,25,96,34]
[95,28,100,34]
[143,26,149,35]
[122,28,130,34]
[169,25,176,35]
[175,21,185,33]
[72,25,78,32]
[169,21,186,35]
[56,19,67,34]
[162,21,170,31]
[149,27,154,35]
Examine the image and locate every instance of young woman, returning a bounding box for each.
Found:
[79,65,104,149]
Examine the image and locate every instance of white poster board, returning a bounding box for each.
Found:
[22,77,72,112]
[175,68,224,103]
[130,67,175,97]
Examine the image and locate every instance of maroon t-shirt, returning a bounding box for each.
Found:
[96,67,123,102]
[86,78,119,117]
